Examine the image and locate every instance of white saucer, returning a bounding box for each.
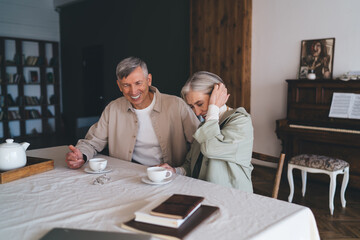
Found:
[141,176,173,185]
[84,166,113,174]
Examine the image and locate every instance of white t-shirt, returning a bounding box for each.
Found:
[132,94,163,166]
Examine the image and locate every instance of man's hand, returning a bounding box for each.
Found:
[209,83,230,108]
[65,145,85,169]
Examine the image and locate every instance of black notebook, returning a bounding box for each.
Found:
[150,194,204,219]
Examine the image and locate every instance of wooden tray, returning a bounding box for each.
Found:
[0,156,54,184]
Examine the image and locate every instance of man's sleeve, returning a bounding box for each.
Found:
[76,105,110,159]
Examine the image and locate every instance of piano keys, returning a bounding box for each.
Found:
[288,123,360,134]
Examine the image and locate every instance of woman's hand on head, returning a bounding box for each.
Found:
[209,83,230,108]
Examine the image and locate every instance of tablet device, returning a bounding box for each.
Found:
[39,227,152,240]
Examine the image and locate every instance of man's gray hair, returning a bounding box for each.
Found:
[181,71,224,99]
[116,57,148,79]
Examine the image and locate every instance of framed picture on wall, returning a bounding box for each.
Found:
[299,38,335,79]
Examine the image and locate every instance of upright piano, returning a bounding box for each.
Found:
[276,79,360,189]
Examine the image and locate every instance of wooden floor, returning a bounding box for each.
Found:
[253,165,360,240]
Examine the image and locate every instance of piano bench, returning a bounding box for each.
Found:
[287,154,350,215]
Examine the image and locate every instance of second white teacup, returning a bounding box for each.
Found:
[89,158,107,172]
[147,167,172,183]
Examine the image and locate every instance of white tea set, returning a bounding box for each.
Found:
[0,139,30,171]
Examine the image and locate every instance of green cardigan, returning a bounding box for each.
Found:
[182,107,254,192]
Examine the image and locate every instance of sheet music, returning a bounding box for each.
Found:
[349,94,360,119]
[328,93,353,118]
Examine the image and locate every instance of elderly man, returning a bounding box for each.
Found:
[66,57,199,169]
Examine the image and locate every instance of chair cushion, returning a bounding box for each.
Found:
[289,154,349,171]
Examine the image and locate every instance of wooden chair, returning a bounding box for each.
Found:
[252,152,286,199]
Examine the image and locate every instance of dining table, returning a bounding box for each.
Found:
[0,145,320,240]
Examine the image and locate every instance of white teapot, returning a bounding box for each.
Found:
[0,139,30,171]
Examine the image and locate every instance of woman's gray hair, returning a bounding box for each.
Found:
[181,71,224,99]
[116,57,148,79]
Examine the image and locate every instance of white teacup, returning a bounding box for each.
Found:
[89,158,107,172]
[147,167,172,183]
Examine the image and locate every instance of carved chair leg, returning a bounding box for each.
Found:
[288,165,295,203]
[341,167,349,208]
[329,172,337,215]
[301,170,307,197]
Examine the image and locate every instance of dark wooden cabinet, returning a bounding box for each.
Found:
[276,79,360,189]
[0,36,61,142]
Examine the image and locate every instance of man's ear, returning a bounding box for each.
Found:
[147,74,152,86]
[116,79,123,93]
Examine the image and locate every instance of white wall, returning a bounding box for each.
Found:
[0,0,59,41]
[251,0,360,156]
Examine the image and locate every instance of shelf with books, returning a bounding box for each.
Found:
[20,96,41,105]
[0,36,61,141]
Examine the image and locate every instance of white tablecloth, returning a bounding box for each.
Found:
[0,146,320,240]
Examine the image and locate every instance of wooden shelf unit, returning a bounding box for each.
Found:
[0,36,61,141]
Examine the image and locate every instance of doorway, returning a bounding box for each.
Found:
[82,45,104,116]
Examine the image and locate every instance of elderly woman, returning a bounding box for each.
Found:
[161,71,254,192]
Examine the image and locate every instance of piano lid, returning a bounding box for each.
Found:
[285,79,360,130]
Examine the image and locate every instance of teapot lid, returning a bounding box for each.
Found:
[0,139,21,148]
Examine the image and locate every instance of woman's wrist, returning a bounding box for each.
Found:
[175,167,186,175]
[206,104,220,121]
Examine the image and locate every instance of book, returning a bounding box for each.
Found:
[30,71,38,82]
[13,73,20,83]
[47,72,54,83]
[49,57,58,66]
[49,95,56,104]
[46,109,53,117]
[329,92,360,119]
[6,94,15,106]
[6,73,13,83]
[0,95,4,107]
[32,56,38,66]
[37,56,45,66]
[26,56,33,65]
[150,194,204,219]
[122,205,219,240]
[135,196,202,228]
[14,53,24,65]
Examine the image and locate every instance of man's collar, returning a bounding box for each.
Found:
[151,86,161,112]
